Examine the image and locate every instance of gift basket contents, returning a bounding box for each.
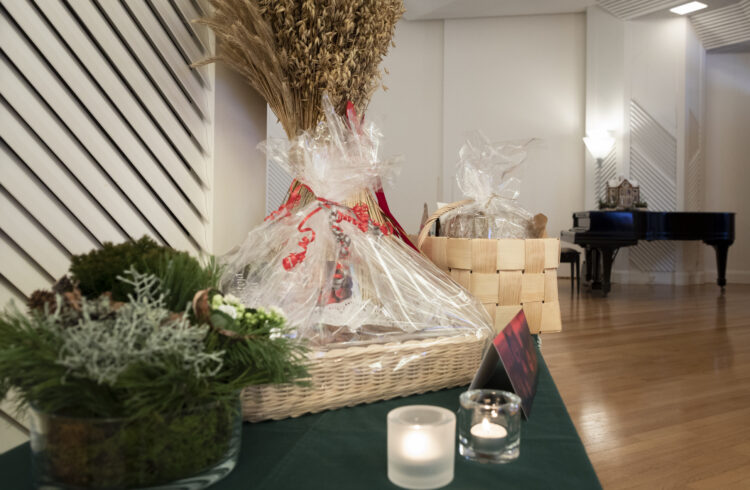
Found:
[417,132,562,334]
[440,132,545,240]
[221,97,493,421]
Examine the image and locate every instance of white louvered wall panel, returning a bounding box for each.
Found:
[628,100,678,273]
[265,110,292,215]
[685,109,704,212]
[0,0,213,307]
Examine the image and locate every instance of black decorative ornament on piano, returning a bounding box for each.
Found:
[561,211,735,296]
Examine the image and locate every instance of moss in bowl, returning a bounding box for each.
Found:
[31,399,241,489]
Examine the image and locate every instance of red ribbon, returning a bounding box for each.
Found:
[264,182,304,222]
[266,196,393,271]
[374,184,418,251]
[281,206,321,270]
[264,101,409,269]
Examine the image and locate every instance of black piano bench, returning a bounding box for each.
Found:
[560,247,581,293]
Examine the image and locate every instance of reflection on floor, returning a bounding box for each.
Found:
[544,282,750,489]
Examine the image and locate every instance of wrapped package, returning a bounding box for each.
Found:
[220,96,493,420]
[441,132,543,239]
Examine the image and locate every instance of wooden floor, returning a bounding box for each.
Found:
[543,282,750,490]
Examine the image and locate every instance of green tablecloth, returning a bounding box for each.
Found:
[0,355,600,489]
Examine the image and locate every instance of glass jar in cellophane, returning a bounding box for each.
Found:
[440,132,544,239]
[220,96,492,421]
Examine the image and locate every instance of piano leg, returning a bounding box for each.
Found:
[600,247,618,297]
[706,241,730,291]
[586,247,602,291]
[584,247,617,296]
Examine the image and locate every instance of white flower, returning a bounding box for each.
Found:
[217,304,237,319]
[269,327,283,340]
[223,294,241,306]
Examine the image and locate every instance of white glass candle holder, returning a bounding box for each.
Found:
[458,389,521,464]
[387,405,456,489]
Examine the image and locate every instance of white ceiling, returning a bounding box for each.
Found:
[402,0,596,20]
[403,0,738,20]
[691,0,750,50]
[597,0,739,20]
[403,0,750,51]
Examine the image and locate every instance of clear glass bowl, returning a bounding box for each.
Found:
[29,399,241,489]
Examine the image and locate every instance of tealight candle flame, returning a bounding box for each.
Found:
[471,419,507,439]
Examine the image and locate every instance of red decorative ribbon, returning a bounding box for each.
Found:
[266,196,393,271]
[374,184,418,251]
[264,182,304,222]
[281,206,321,270]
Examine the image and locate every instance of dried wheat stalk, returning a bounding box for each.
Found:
[195,0,404,138]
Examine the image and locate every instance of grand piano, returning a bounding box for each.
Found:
[561,211,735,296]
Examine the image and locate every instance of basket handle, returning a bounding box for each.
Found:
[416,199,474,250]
[416,202,550,250]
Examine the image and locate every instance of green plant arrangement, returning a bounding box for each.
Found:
[0,239,307,489]
[67,236,222,312]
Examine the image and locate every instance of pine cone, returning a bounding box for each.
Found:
[28,290,56,313]
[52,275,76,294]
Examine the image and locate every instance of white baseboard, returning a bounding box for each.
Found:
[610,269,750,285]
[611,270,705,285]
[725,270,750,284]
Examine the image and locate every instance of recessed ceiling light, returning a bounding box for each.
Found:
[669,2,708,15]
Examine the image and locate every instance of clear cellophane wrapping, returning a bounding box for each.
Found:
[220,96,492,356]
[441,132,537,239]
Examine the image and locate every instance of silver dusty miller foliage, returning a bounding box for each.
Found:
[56,267,224,385]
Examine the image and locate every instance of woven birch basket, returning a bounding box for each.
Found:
[242,332,488,422]
[416,201,562,335]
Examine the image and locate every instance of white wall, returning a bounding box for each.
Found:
[626,17,687,139]
[442,14,587,240]
[585,6,625,210]
[704,52,750,283]
[211,64,267,256]
[369,20,444,234]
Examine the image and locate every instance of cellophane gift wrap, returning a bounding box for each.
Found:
[441,132,540,239]
[220,97,493,421]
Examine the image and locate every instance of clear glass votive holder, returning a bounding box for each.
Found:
[458,389,521,464]
[387,405,456,489]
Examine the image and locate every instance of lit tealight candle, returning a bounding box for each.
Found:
[471,418,508,439]
[401,429,440,462]
[387,405,455,489]
[458,389,521,463]
[470,418,507,453]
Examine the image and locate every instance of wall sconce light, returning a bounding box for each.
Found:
[583,131,615,164]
